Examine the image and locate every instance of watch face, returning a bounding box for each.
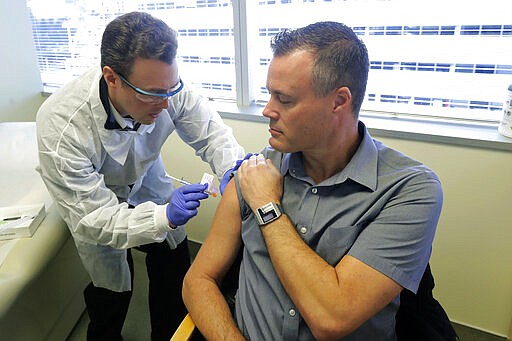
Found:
[256,202,282,225]
[259,208,278,223]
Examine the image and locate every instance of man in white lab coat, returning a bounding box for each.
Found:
[36,11,244,341]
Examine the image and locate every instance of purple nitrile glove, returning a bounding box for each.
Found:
[219,153,256,194]
[166,183,208,226]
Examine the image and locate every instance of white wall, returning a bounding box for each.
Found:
[163,118,512,337]
[2,4,511,338]
[0,1,45,122]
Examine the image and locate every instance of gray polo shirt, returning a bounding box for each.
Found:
[234,121,443,340]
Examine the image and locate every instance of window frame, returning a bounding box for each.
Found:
[211,100,512,152]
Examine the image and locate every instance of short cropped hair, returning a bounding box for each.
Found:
[270,21,369,116]
[100,11,178,77]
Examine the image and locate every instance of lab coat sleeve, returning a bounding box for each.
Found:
[168,85,245,181]
[36,121,171,250]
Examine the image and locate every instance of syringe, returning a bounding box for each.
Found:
[168,175,217,197]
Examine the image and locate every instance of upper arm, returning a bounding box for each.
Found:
[349,173,442,293]
[182,180,245,339]
[320,174,441,335]
[38,128,112,217]
[186,179,243,285]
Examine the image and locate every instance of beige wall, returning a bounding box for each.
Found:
[163,118,512,337]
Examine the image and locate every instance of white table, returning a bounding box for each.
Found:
[0,122,89,340]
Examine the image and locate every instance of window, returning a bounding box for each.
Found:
[27,0,235,99]
[27,0,512,124]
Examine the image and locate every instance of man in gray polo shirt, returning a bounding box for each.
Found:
[183,21,443,340]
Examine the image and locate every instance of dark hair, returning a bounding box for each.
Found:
[270,21,369,116]
[100,11,178,77]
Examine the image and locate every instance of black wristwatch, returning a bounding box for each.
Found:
[254,202,282,226]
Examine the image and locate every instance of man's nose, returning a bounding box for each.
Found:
[262,100,277,119]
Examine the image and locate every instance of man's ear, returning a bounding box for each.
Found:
[333,86,352,112]
[102,66,118,87]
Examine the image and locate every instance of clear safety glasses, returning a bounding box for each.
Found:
[117,72,184,104]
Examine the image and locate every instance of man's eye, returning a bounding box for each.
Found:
[277,95,291,104]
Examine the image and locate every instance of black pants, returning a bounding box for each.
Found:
[83,239,191,341]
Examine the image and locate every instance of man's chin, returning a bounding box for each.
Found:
[140,115,158,125]
[148,113,160,123]
[269,139,291,153]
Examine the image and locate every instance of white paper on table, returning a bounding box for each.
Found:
[0,204,46,240]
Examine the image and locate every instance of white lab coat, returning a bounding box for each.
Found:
[36,67,244,291]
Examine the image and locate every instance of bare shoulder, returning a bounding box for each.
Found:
[188,179,242,281]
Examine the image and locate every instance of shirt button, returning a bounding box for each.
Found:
[289,309,296,317]
[311,188,318,194]
[299,226,307,234]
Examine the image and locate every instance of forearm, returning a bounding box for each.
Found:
[260,214,351,337]
[38,152,171,249]
[44,179,170,249]
[183,276,244,340]
[262,213,404,339]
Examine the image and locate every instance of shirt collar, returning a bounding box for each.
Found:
[99,76,154,133]
[284,121,378,191]
[99,76,123,130]
[110,103,139,131]
[341,121,378,191]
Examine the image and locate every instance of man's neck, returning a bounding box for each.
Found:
[302,125,361,184]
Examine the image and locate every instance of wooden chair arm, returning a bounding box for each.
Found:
[170,313,196,341]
